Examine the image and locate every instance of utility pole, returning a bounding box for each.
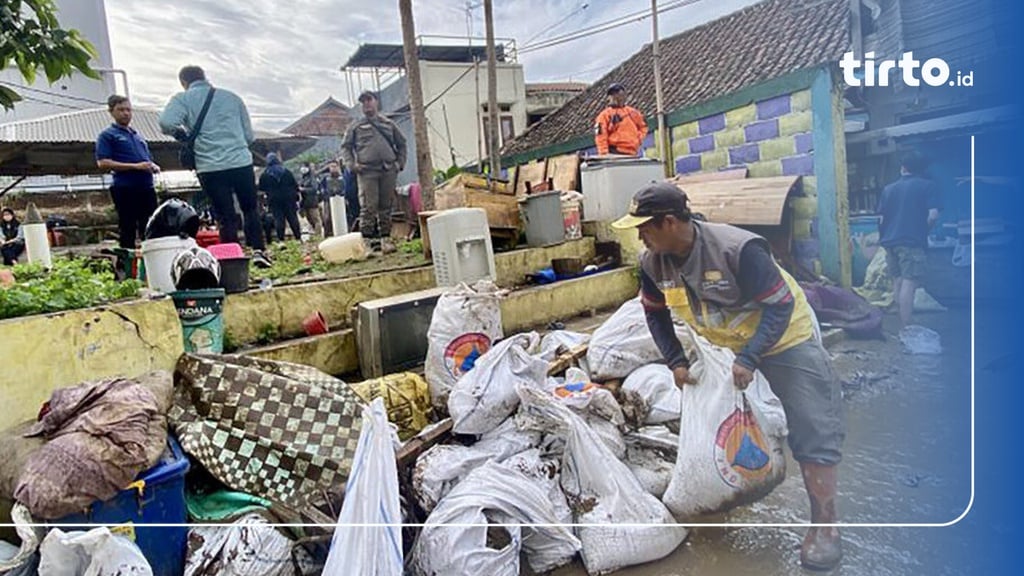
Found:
[474,57,483,171]
[484,0,501,177]
[651,0,673,177]
[399,0,436,208]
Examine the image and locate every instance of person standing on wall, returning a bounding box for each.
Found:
[95,95,160,249]
[876,150,942,331]
[340,91,406,254]
[593,83,648,156]
[159,65,269,265]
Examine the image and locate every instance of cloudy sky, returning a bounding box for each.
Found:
[107,0,760,131]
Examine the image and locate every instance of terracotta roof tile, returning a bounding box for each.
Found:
[503,0,849,157]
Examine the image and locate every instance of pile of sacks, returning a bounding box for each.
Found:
[407,288,791,575]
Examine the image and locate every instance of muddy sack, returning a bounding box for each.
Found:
[662,332,788,520]
[184,514,294,576]
[620,364,682,426]
[586,297,696,381]
[425,281,503,411]
[411,461,581,576]
[448,332,548,435]
[517,387,687,575]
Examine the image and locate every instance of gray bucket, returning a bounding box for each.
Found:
[520,191,565,247]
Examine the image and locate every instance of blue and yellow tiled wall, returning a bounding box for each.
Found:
[643,89,827,276]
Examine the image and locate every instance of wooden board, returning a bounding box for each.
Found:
[671,167,748,185]
[435,187,521,229]
[417,210,441,259]
[547,153,581,192]
[515,159,548,196]
[674,175,801,226]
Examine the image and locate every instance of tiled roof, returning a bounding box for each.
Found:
[0,107,175,143]
[502,0,849,158]
[282,97,353,137]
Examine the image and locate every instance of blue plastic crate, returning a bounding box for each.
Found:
[55,435,190,576]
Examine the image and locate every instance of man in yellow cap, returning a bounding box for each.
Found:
[613,181,844,571]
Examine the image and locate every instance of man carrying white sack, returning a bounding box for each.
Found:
[612,181,845,571]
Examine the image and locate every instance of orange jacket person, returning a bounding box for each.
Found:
[593,83,648,156]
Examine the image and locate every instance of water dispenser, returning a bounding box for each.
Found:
[427,208,497,287]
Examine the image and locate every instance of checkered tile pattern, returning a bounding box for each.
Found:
[170,354,364,508]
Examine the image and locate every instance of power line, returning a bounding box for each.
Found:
[523,2,590,46]
[519,0,703,55]
[9,92,89,110]
[0,80,107,106]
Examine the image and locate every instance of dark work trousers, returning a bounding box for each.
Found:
[2,241,24,265]
[357,169,396,240]
[110,185,158,249]
[269,198,302,242]
[197,164,266,250]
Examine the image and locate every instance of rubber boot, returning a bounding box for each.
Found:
[800,462,842,571]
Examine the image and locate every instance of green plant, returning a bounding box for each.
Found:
[255,322,280,345]
[222,330,239,353]
[250,240,331,281]
[0,257,141,320]
[399,238,423,254]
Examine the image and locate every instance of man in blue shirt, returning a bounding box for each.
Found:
[96,95,160,249]
[876,150,941,329]
[159,66,268,258]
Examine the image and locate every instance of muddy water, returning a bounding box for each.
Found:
[552,307,973,576]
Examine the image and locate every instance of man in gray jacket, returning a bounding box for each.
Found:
[340,91,407,254]
[159,66,267,259]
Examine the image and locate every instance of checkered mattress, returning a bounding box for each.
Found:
[170,354,365,509]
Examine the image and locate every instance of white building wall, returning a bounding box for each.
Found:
[419,60,526,172]
[1,0,116,122]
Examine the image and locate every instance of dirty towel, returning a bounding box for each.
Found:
[170,354,364,509]
[14,377,166,519]
[349,372,432,440]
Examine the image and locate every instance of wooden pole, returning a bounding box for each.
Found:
[651,0,673,177]
[399,0,436,208]
[484,0,501,176]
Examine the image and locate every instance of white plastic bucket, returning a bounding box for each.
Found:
[142,236,197,293]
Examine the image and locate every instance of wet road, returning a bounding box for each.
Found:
[553,305,974,576]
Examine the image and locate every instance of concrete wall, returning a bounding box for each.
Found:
[0,240,597,429]
[0,299,183,429]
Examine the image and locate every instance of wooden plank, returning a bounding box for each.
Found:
[435,187,521,229]
[418,210,441,259]
[546,344,589,376]
[547,153,581,191]
[515,159,548,196]
[671,167,748,185]
[678,175,801,226]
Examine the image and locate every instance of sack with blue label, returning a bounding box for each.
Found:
[662,329,788,520]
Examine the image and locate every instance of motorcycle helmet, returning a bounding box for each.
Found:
[171,246,221,290]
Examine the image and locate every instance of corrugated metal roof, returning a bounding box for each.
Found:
[846,105,1017,142]
[0,106,297,144]
[0,107,174,143]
